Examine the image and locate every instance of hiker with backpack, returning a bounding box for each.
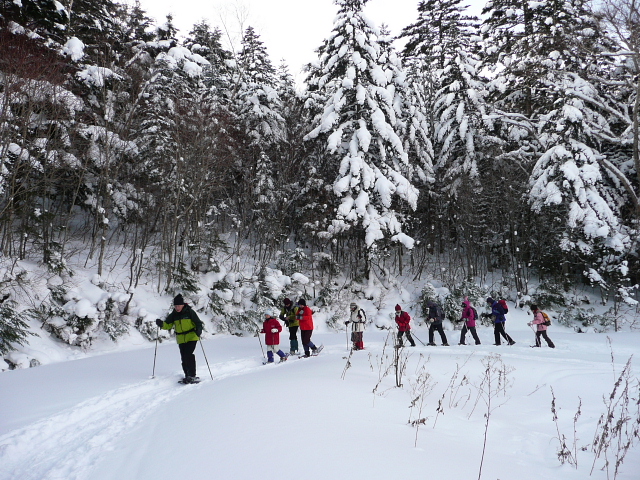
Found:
[427,300,449,346]
[261,310,289,363]
[279,297,299,355]
[485,297,515,346]
[459,297,481,345]
[346,302,366,350]
[528,304,555,348]
[395,304,416,347]
[155,294,204,384]
[297,298,319,357]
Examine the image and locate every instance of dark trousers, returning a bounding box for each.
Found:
[301,329,316,354]
[397,330,415,346]
[535,330,555,348]
[494,322,514,345]
[429,323,448,344]
[460,325,481,345]
[351,331,364,350]
[179,341,197,377]
[288,326,299,352]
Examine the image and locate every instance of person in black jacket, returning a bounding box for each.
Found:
[156,294,204,383]
[427,300,449,346]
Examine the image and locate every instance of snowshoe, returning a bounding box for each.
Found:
[178,376,200,384]
[312,345,324,356]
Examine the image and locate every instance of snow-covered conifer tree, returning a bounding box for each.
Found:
[304,0,418,258]
[400,0,488,196]
[482,0,633,287]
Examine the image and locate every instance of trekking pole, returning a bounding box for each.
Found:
[257,330,266,360]
[529,322,538,347]
[346,324,350,351]
[411,331,426,346]
[199,340,214,380]
[151,323,159,378]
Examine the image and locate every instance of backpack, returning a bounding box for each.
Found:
[498,299,509,314]
[541,311,551,326]
[470,307,478,321]
[435,303,445,321]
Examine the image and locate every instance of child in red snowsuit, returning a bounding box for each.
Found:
[261,313,288,363]
[395,304,416,347]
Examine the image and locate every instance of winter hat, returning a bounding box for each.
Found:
[297,298,306,306]
[350,302,357,309]
[395,304,402,311]
[173,294,184,305]
[283,298,292,306]
[530,304,538,311]
[486,297,494,304]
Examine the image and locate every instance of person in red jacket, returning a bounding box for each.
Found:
[395,304,416,347]
[261,312,288,363]
[296,298,319,357]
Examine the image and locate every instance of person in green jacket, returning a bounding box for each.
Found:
[279,297,299,355]
[156,294,203,384]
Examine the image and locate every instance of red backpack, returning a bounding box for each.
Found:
[498,299,509,314]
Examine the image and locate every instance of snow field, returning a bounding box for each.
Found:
[1,322,639,480]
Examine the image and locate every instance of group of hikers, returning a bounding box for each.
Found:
[156,294,555,383]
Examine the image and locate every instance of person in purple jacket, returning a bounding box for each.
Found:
[459,297,481,345]
[486,297,515,346]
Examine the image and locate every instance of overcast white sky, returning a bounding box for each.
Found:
[136,0,485,82]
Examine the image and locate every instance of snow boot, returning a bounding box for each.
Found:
[277,350,288,362]
[267,351,274,363]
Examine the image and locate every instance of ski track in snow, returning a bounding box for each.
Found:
[0,358,259,480]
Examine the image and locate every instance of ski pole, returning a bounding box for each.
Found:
[411,331,426,346]
[346,323,350,351]
[529,322,538,347]
[199,340,214,380]
[257,329,266,360]
[151,323,159,378]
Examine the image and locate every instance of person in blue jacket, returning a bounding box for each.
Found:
[486,297,515,346]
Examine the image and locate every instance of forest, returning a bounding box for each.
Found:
[1,0,639,356]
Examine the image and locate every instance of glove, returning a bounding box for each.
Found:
[271,328,278,333]
[196,328,203,337]
[155,319,163,328]
[345,321,351,325]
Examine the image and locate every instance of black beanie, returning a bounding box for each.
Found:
[297,298,306,306]
[173,294,184,305]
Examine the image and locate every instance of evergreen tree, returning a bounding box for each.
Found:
[481,0,633,287]
[0,0,68,42]
[304,0,418,260]
[400,0,488,197]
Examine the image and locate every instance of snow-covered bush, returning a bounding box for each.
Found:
[312,252,342,279]
[417,283,438,319]
[168,260,199,294]
[218,311,262,336]
[36,284,132,348]
[533,280,569,309]
[556,306,610,331]
[100,297,130,341]
[443,279,486,327]
[0,298,36,355]
[276,248,308,276]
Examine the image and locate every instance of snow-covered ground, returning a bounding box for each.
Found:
[1,306,639,480]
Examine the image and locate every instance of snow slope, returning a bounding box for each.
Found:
[1,312,639,480]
